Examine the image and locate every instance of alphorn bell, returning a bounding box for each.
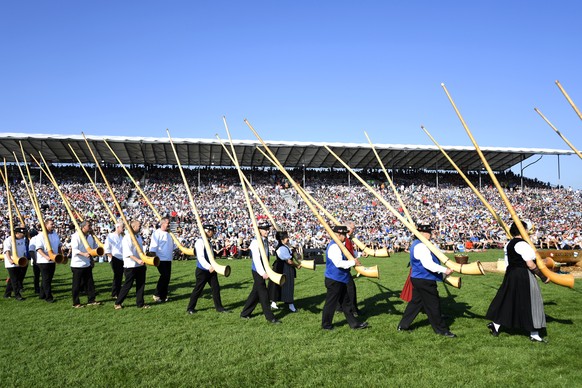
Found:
[3,162,28,267]
[245,119,378,279]
[102,139,195,257]
[166,129,230,277]
[16,147,64,264]
[81,134,159,267]
[32,153,104,258]
[441,83,573,288]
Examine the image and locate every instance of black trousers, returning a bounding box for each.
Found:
[31,256,41,293]
[38,263,56,301]
[241,270,275,321]
[337,275,358,313]
[187,267,224,311]
[115,266,147,307]
[398,278,449,334]
[110,257,124,297]
[5,267,24,298]
[322,278,359,329]
[71,267,96,305]
[154,261,172,300]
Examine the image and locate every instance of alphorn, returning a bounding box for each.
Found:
[0,167,26,227]
[534,108,582,160]
[220,119,279,282]
[323,144,483,277]
[245,119,378,279]
[81,134,159,267]
[217,135,315,271]
[0,166,27,262]
[68,144,120,246]
[102,140,195,257]
[441,83,573,288]
[367,129,465,281]
[166,129,230,277]
[257,147,390,266]
[3,161,28,266]
[421,125,511,238]
[15,147,64,264]
[30,153,104,257]
[556,80,582,123]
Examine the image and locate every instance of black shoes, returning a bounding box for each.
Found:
[439,331,457,338]
[15,296,25,301]
[240,315,251,320]
[322,325,334,331]
[353,322,369,330]
[487,322,500,337]
[270,319,282,324]
[397,326,412,332]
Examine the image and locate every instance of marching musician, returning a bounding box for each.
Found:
[268,230,298,312]
[397,224,456,338]
[28,228,41,294]
[486,220,549,342]
[104,221,125,299]
[240,221,281,324]
[70,220,101,308]
[336,221,361,316]
[3,226,27,301]
[149,217,176,303]
[35,219,61,303]
[322,225,368,330]
[115,220,150,309]
[186,224,229,314]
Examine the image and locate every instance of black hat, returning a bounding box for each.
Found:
[332,225,349,234]
[14,227,26,234]
[203,224,217,231]
[257,221,271,230]
[275,231,289,241]
[417,224,434,233]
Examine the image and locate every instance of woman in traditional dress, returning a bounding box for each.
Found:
[486,220,550,342]
[268,231,298,312]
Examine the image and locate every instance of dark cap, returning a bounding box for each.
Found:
[14,227,27,234]
[203,224,217,231]
[257,221,271,230]
[417,224,434,233]
[332,225,349,234]
[275,231,289,241]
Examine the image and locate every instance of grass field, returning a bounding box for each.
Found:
[1,250,581,387]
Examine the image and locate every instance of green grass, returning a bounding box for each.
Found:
[2,251,581,387]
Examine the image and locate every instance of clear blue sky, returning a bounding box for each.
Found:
[2,1,581,188]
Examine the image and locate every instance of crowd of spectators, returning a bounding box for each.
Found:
[2,164,581,259]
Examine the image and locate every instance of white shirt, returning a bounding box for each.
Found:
[104,232,124,260]
[412,242,448,274]
[149,229,176,261]
[250,238,269,276]
[122,233,144,268]
[195,238,212,270]
[504,240,536,266]
[70,232,97,268]
[3,236,27,268]
[327,243,356,269]
[36,231,61,264]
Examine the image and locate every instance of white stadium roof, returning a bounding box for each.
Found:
[0,133,575,172]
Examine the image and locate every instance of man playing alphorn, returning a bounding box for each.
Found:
[186,224,229,314]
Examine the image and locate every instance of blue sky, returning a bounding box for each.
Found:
[2,1,582,188]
